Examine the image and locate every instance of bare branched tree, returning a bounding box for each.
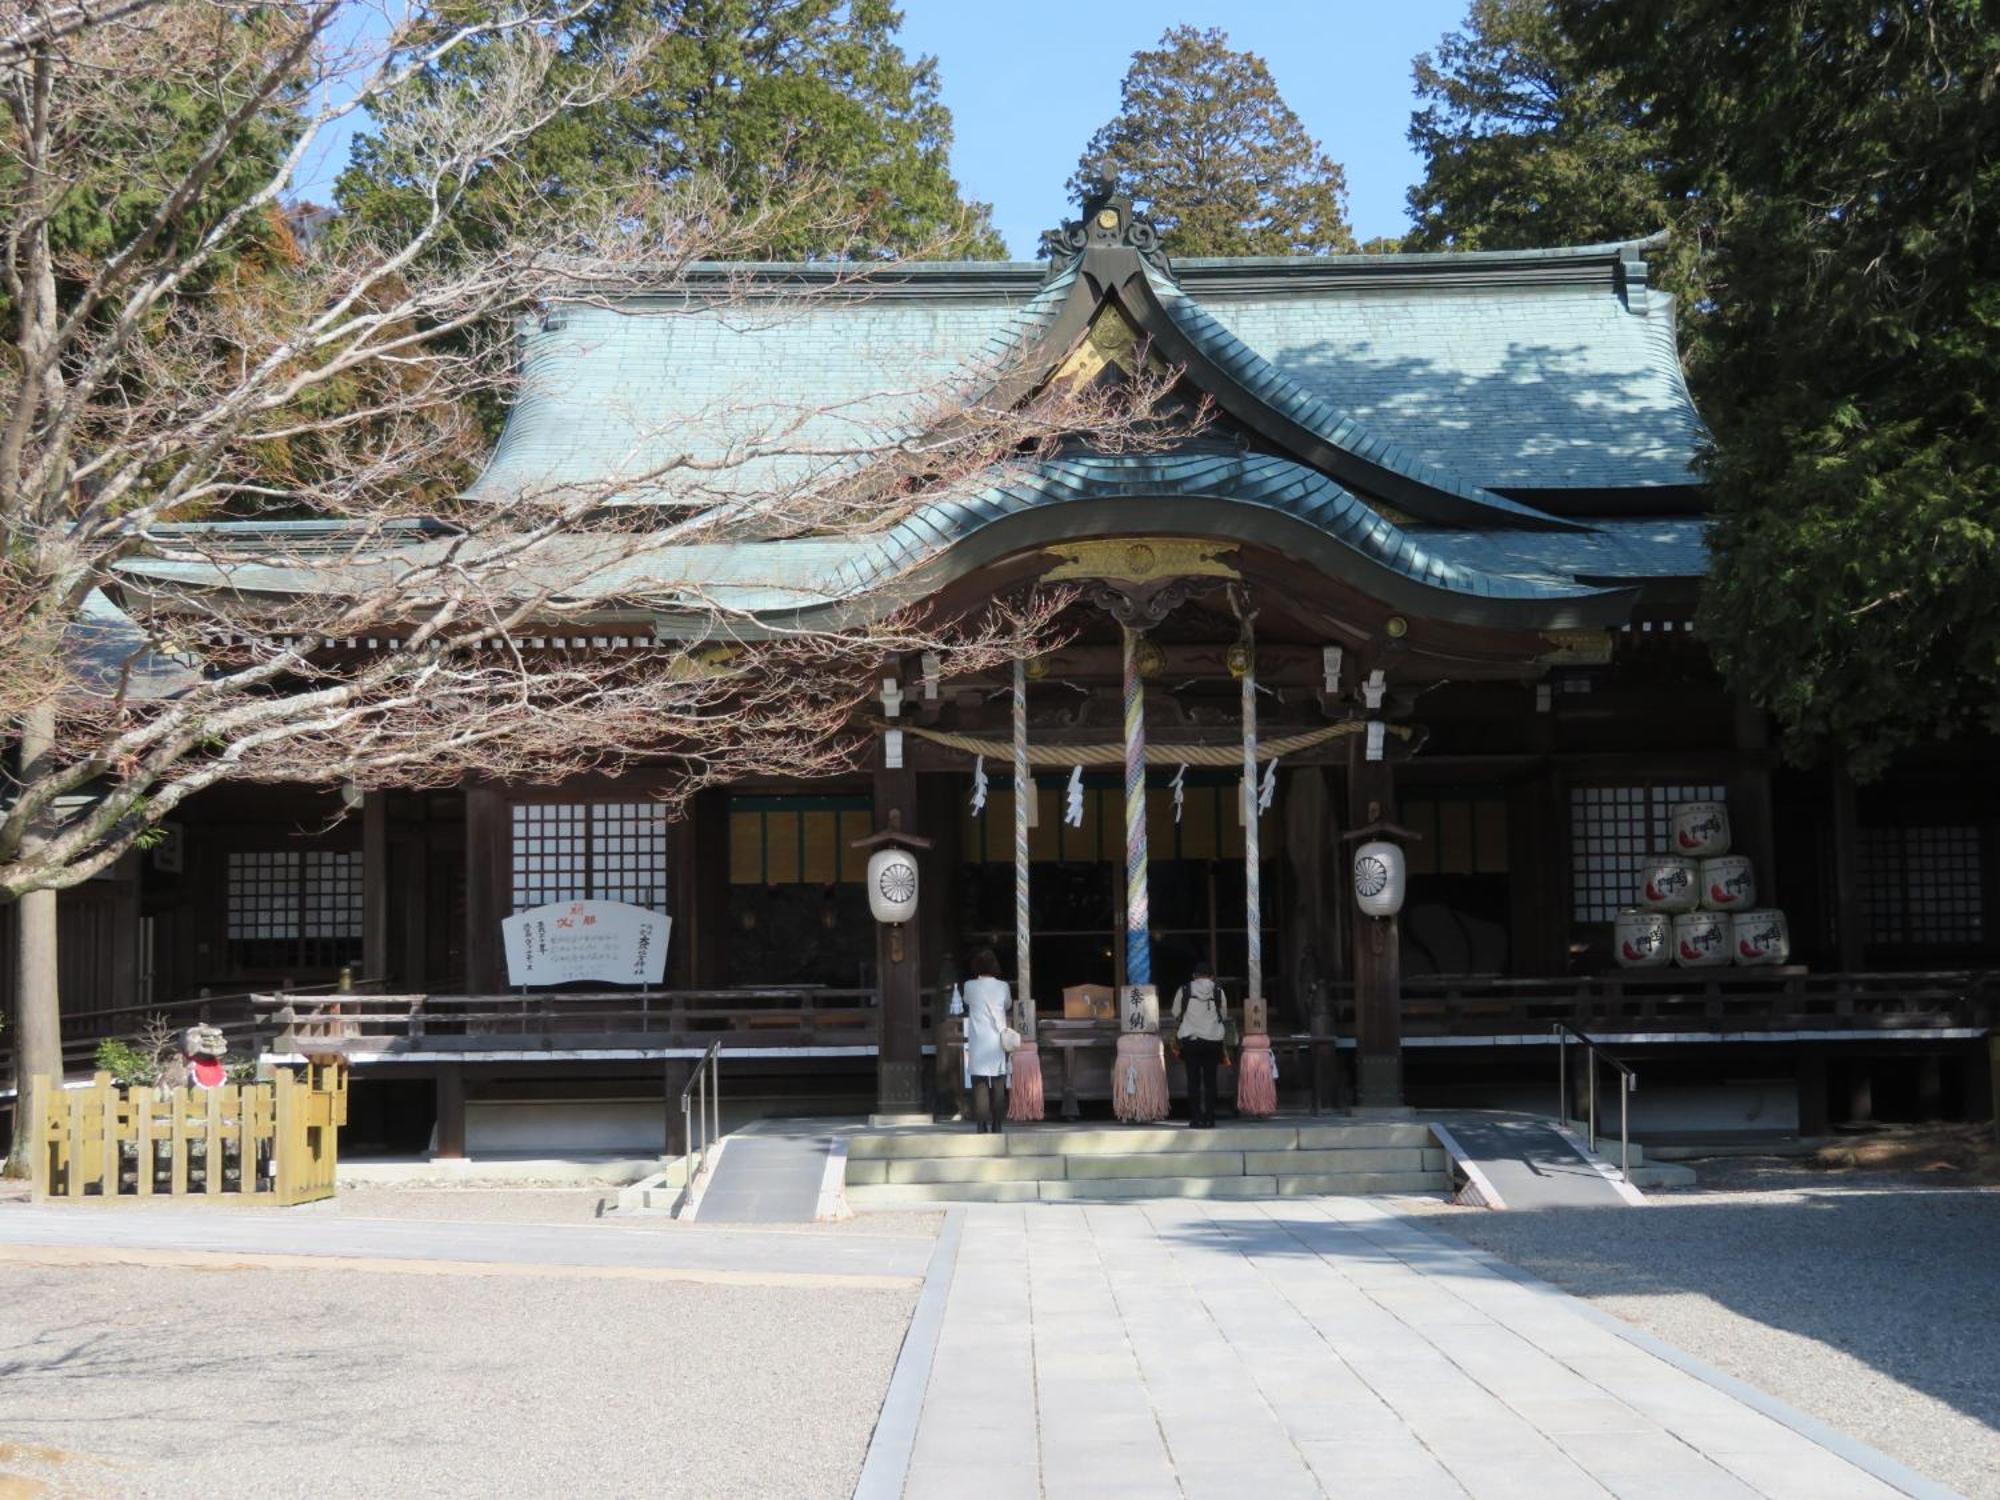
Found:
[0,0,1181,1126]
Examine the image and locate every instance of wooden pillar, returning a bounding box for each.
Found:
[1830,767,1866,972]
[433,1063,467,1159]
[1509,768,1563,976]
[662,1057,691,1156]
[1281,765,1341,1111]
[1917,1052,1945,1121]
[464,786,507,994]
[918,773,963,1123]
[391,794,433,990]
[362,793,389,985]
[1348,740,1403,1109]
[1845,1061,1874,1124]
[1796,1046,1830,1135]
[873,766,924,1117]
[1729,697,1779,909]
[686,788,730,988]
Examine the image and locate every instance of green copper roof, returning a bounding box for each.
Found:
[468,243,1705,508]
[126,452,1704,635]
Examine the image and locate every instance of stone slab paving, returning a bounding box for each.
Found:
[895,1199,1950,1500]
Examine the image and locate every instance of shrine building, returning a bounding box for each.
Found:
[18,190,1995,1159]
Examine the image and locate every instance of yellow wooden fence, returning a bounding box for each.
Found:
[28,1062,347,1205]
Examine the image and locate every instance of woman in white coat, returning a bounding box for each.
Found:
[962,947,1013,1134]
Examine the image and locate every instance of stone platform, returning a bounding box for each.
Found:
[844,1119,1449,1205]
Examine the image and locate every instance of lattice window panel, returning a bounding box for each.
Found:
[588,802,670,910]
[226,849,361,967]
[1568,783,1727,923]
[300,851,362,939]
[510,801,668,913]
[227,851,300,940]
[1860,825,1984,946]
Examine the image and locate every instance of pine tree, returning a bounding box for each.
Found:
[339,0,1003,261]
[1071,26,1354,257]
[1404,0,1665,252]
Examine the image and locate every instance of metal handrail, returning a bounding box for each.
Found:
[677,1040,723,1210]
[1553,1021,1638,1182]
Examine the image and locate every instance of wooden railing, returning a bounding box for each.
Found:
[1325,968,1998,1036]
[1,978,386,1079]
[257,987,905,1055]
[28,1062,347,1205]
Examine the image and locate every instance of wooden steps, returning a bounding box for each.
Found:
[843,1121,1448,1205]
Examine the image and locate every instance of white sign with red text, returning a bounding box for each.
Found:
[501,900,670,987]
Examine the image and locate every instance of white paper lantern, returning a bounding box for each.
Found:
[1700,855,1756,912]
[1671,800,1731,857]
[1731,909,1791,966]
[1638,856,1700,913]
[1613,910,1672,968]
[867,847,920,925]
[1352,840,1406,919]
[1672,910,1730,967]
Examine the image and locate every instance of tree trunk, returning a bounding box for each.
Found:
[6,703,62,1176]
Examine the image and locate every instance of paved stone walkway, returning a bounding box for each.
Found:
[896,1199,1941,1500]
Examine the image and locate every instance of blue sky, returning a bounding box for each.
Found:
[898,0,1471,257]
[294,1,1474,254]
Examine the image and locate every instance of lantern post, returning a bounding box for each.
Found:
[1341,757,1421,1110]
[852,805,934,1123]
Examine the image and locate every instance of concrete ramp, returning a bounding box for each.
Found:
[689,1121,842,1223]
[1433,1115,1642,1209]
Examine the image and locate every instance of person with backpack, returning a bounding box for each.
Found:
[1171,960,1230,1129]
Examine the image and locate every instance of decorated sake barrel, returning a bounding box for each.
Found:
[1700,854,1756,912]
[1613,909,1672,968]
[1731,909,1791,966]
[1638,856,1699,913]
[1672,910,1730,967]
[1671,800,1731,858]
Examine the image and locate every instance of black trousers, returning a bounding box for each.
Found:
[1181,1037,1222,1127]
[971,1073,1008,1133]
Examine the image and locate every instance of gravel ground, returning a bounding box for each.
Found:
[332,1182,947,1239]
[0,1260,915,1499]
[1404,1166,2000,1499]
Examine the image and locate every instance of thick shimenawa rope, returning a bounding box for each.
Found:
[1122,626,1150,990]
[895,719,1411,767]
[1008,657,1043,1120]
[1237,631,1278,1117]
[1012,657,1032,1020]
[1243,651,1261,1010]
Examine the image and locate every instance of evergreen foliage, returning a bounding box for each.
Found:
[1071,26,1354,257]
[0,7,300,323]
[337,0,1003,260]
[1404,0,1665,252]
[1562,0,2000,776]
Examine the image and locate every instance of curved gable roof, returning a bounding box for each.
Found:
[466,241,1706,511]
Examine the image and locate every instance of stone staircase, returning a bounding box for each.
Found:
[843,1120,1448,1206]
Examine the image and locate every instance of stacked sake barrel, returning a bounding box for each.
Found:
[1614,800,1791,968]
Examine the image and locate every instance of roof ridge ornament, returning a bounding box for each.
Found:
[1038,177,1168,275]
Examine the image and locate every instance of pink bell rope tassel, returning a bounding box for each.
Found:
[1112,1032,1170,1123]
[1235,1034,1278,1117]
[1007,1041,1045,1121]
